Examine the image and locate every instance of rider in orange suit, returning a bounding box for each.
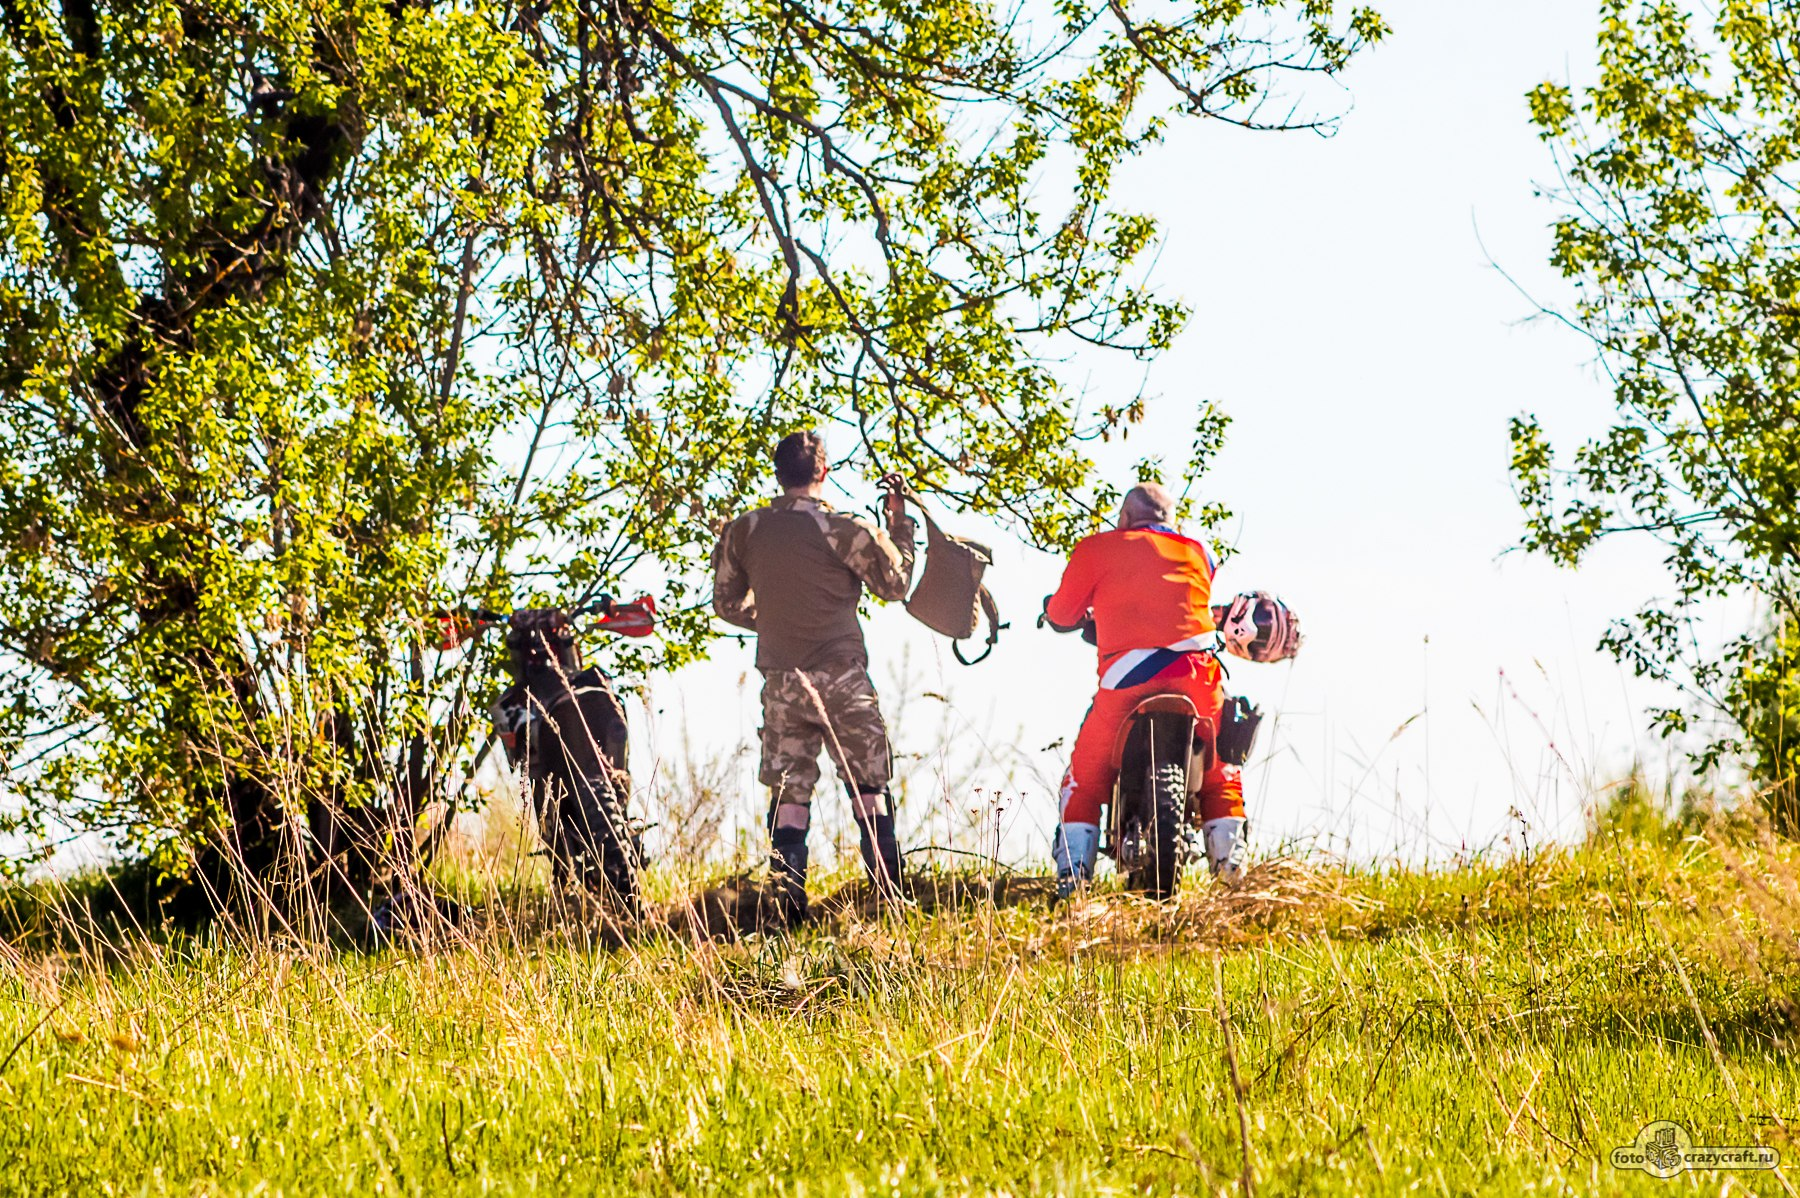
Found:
[1043,483,1246,897]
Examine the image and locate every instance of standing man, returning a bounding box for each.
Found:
[712,431,917,923]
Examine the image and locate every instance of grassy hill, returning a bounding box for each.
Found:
[2,797,1797,1196]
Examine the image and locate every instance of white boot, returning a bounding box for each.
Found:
[1052,822,1099,902]
[1202,817,1249,885]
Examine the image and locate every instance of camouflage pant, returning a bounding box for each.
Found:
[759,662,893,813]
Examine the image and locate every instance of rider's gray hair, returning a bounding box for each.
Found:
[1118,483,1176,530]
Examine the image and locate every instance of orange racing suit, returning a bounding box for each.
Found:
[1044,525,1245,827]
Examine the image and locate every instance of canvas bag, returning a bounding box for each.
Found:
[899,494,1006,665]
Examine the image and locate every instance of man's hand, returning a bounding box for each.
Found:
[880,474,907,526]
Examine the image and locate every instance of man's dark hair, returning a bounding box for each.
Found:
[773,430,828,488]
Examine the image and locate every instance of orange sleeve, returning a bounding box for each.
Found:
[1044,537,1100,630]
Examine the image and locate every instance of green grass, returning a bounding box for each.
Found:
[3,819,1799,1196]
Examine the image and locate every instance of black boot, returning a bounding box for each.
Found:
[856,806,904,905]
[768,826,810,928]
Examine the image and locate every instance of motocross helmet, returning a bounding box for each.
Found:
[1218,591,1302,663]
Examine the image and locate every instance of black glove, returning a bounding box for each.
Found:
[1040,596,1098,644]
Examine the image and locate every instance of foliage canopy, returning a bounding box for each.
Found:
[0,0,1384,881]
[1519,0,1800,824]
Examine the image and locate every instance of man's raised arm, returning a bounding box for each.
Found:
[828,513,917,602]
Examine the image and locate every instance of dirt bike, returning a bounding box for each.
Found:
[439,596,655,914]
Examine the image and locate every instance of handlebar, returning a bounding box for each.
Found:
[435,594,657,649]
[450,596,619,629]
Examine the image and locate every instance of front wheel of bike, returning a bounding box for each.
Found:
[535,771,643,918]
[567,769,643,916]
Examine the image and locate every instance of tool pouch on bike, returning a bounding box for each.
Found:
[1216,695,1263,766]
[902,498,1006,665]
[491,687,532,768]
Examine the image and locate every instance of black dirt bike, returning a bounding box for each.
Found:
[440,596,655,914]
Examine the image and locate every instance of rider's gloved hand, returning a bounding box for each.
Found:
[1040,596,1097,644]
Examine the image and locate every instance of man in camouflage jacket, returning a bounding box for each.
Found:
[712,431,916,922]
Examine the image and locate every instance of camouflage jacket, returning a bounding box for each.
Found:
[711,494,917,670]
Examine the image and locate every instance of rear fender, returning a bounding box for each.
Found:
[1108,694,1201,770]
[1108,702,1197,859]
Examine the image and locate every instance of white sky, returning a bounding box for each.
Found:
[619,0,1725,872]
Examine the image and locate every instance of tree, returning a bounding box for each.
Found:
[1517,0,1800,826]
[0,0,1385,898]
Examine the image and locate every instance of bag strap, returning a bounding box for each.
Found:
[894,484,995,563]
[951,585,1007,666]
[889,481,945,551]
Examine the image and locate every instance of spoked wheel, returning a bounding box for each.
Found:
[535,771,643,917]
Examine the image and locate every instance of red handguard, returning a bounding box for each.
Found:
[436,612,478,651]
[593,594,657,637]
